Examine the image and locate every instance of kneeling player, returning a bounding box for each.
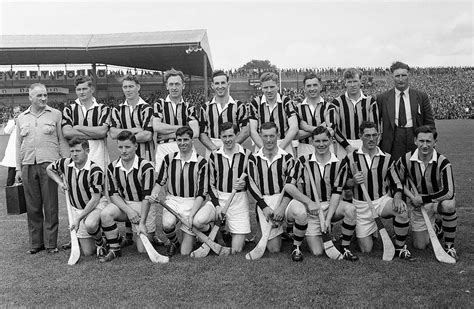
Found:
[396,125,458,259]
[207,122,251,253]
[151,126,215,256]
[46,138,107,257]
[285,126,358,261]
[99,131,156,262]
[344,121,413,260]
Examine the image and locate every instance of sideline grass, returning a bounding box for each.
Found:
[0,120,472,307]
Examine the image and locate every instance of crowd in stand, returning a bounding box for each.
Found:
[1,67,472,125]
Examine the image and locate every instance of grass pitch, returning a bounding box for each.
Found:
[0,120,472,307]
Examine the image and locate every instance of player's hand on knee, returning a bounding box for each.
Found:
[273,207,285,223]
[138,222,147,235]
[127,211,140,224]
[262,207,274,222]
[411,195,423,208]
[393,197,406,214]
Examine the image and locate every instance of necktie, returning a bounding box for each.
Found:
[398,91,407,127]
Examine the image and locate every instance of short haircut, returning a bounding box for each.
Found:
[117,130,137,144]
[415,125,437,140]
[390,61,410,73]
[311,126,331,138]
[259,72,279,84]
[68,137,90,150]
[343,68,362,80]
[176,126,194,138]
[164,68,185,83]
[29,83,46,93]
[74,75,93,87]
[212,70,229,82]
[303,73,322,85]
[122,74,140,85]
[260,121,278,133]
[359,121,378,134]
[219,122,239,135]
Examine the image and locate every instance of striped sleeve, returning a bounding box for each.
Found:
[248,98,259,121]
[62,105,73,128]
[141,105,154,132]
[99,105,111,127]
[332,158,349,194]
[107,163,118,196]
[387,156,403,193]
[422,160,455,203]
[328,101,350,148]
[89,165,104,194]
[109,107,122,128]
[247,155,268,210]
[140,161,155,196]
[284,98,297,119]
[198,105,208,134]
[156,154,170,186]
[153,100,163,118]
[237,101,248,127]
[286,156,304,185]
[369,97,381,132]
[195,158,208,199]
[51,158,67,175]
[186,105,199,123]
[208,153,219,206]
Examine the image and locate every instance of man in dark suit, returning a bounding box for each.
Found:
[377,61,435,161]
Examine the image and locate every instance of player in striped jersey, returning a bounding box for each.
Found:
[331,68,380,157]
[151,126,214,256]
[99,131,156,262]
[249,72,299,155]
[62,75,110,171]
[247,122,301,257]
[46,138,107,257]
[109,75,156,247]
[206,122,252,252]
[285,126,359,261]
[396,126,458,259]
[295,73,348,157]
[199,70,249,157]
[152,69,200,172]
[342,121,413,260]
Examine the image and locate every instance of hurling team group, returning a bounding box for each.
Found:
[17,60,458,263]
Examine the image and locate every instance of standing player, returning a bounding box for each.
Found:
[332,68,380,157]
[285,126,359,261]
[109,74,155,247]
[46,138,107,257]
[151,126,215,256]
[207,122,252,253]
[199,70,249,156]
[62,75,110,171]
[247,122,302,257]
[152,69,200,172]
[249,72,299,155]
[99,131,156,262]
[396,126,458,259]
[295,73,346,157]
[342,121,413,260]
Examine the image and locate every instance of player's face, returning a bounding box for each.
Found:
[122,80,140,101]
[345,75,361,96]
[260,127,278,151]
[220,128,236,151]
[117,139,137,162]
[70,144,89,165]
[166,76,184,100]
[261,80,279,102]
[75,82,94,102]
[393,68,409,91]
[29,86,48,109]
[304,78,322,99]
[360,127,379,151]
[415,132,437,157]
[311,133,331,155]
[176,133,193,153]
[212,75,229,98]
[13,107,21,118]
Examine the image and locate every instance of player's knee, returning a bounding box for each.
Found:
[292,205,308,224]
[439,199,456,213]
[395,211,409,222]
[192,216,210,230]
[358,238,373,253]
[84,219,98,234]
[344,206,357,223]
[100,208,114,223]
[309,246,324,256]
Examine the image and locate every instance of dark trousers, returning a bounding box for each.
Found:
[22,163,59,249]
[392,127,416,161]
[6,167,16,186]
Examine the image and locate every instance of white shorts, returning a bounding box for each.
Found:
[70,200,106,239]
[164,195,215,236]
[410,202,437,232]
[285,200,330,236]
[353,194,392,238]
[88,139,109,172]
[205,138,224,159]
[263,194,284,240]
[127,200,156,234]
[214,190,250,234]
[155,141,179,172]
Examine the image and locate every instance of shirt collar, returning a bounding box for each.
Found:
[120,97,147,107]
[75,97,99,109]
[174,150,199,163]
[356,146,386,157]
[301,97,325,106]
[210,95,236,105]
[216,144,245,156]
[395,87,410,96]
[410,148,437,164]
[254,146,287,163]
[261,93,283,105]
[67,158,92,172]
[165,95,185,104]
[24,105,53,114]
[115,155,139,172]
[344,91,366,103]
[308,152,339,164]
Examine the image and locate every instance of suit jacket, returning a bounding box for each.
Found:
[377,88,435,153]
